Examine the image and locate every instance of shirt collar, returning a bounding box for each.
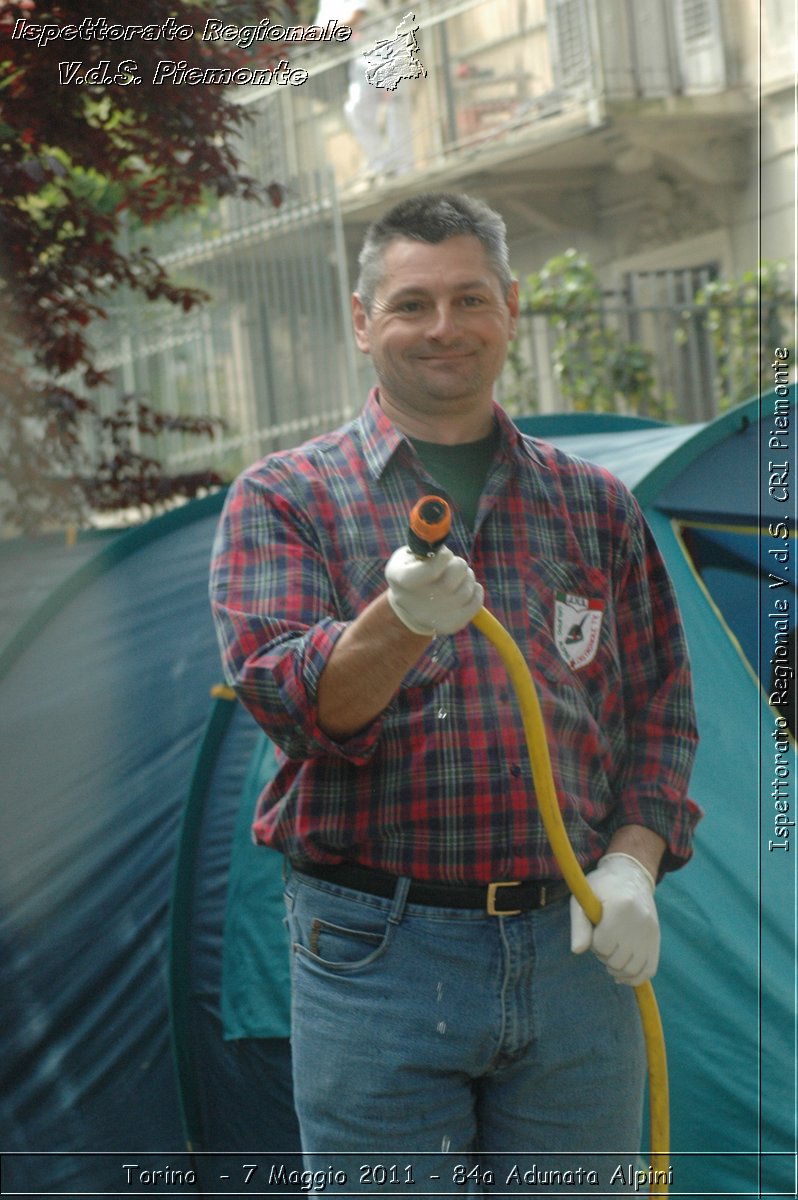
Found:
[492,402,551,470]
[357,388,550,480]
[357,389,406,481]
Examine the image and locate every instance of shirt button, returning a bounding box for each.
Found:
[510,763,522,777]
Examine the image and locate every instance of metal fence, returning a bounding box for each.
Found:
[90,267,785,482]
[88,165,359,477]
[496,296,789,424]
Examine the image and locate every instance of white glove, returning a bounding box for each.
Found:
[570,853,660,987]
[385,545,484,636]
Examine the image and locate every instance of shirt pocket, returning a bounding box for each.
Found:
[521,558,620,706]
[400,635,456,689]
[333,555,456,689]
[331,555,387,619]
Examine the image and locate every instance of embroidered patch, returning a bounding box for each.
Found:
[554,591,604,669]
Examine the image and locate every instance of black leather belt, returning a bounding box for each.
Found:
[295,862,570,916]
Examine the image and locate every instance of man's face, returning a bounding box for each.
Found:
[352,235,519,430]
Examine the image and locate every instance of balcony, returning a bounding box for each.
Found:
[228,0,752,229]
[134,0,753,266]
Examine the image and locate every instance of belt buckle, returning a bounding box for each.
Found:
[486,880,523,917]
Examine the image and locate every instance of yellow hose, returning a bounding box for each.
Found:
[471,606,670,1197]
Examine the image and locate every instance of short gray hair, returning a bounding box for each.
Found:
[356,192,513,313]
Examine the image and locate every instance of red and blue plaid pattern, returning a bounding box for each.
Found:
[210,391,700,884]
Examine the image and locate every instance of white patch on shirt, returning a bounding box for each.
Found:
[554,591,604,670]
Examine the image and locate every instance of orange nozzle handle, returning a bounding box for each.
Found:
[408,495,452,556]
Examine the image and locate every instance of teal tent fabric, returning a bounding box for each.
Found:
[642,510,793,1197]
[1,391,793,1199]
[0,498,227,1194]
[221,735,292,1040]
[169,693,299,1168]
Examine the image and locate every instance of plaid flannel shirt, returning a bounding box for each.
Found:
[210,391,701,884]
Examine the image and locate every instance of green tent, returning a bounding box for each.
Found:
[1,392,793,1198]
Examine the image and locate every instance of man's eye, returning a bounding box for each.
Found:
[461,295,486,307]
[397,300,424,313]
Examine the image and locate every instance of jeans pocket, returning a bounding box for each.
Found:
[287,886,395,973]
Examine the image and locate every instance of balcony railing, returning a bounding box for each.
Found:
[136,0,733,261]
[498,296,790,424]
[87,278,786,485]
[276,0,604,196]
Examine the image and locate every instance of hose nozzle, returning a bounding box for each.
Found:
[407,495,452,558]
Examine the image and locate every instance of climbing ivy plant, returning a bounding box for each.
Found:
[504,249,667,420]
[692,261,792,412]
[502,250,791,421]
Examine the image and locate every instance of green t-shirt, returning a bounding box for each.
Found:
[410,423,500,530]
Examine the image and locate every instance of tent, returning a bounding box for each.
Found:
[1,389,794,1198]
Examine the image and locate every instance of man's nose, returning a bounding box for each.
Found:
[426,303,460,341]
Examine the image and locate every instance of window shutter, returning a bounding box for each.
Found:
[673,0,726,92]
[547,0,594,92]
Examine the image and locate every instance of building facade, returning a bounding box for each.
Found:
[88,0,795,479]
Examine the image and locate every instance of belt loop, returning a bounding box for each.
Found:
[387,876,412,925]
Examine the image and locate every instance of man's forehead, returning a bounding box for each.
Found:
[374,234,502,296]
[382,232,487,265]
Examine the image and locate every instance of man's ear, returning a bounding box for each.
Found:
[506,279,520,339]
[351,293,370,354]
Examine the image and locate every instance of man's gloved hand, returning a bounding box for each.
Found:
[385,545,484,636]
[570,852,660,986]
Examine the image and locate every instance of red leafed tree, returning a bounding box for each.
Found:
[0,0,295,534]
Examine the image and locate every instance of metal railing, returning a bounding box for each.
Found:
[88,281,785,480]
[497,297,790,424]
[129,0,733,253]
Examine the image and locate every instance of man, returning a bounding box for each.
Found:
[210,192,700,1190]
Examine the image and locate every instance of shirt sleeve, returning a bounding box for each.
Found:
[606,488,702,873]
[209,469,383,765]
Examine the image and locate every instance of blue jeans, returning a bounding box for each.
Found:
[284,870,646,1196]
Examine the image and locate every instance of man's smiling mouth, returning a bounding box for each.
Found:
[417,352,474,361]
